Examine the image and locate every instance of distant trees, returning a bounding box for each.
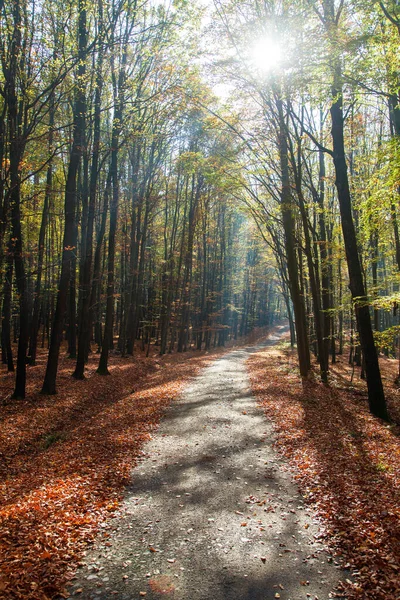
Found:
[0,0,282,399]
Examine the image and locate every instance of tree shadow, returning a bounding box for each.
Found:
[260,371,400,599]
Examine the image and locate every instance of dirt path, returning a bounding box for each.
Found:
[69,327,344,599]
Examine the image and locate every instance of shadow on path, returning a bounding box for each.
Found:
[70,326,345,600]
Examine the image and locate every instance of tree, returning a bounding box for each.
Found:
[315,0,389,419]
[42,0,88,394]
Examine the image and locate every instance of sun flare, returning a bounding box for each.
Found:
[249,38,283,74]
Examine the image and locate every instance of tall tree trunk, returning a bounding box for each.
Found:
[330,75,388,420]
[371,229,380,331]
[290,126,328,382]
[97,140,120,375]
[277,97,310,377]
[41,0,87,394]
[0,102,9,279]
[125,141,143,354]
[178,175,201,352]
[28,107,53,365]
[2,245,14,372]
[73,6,104,379]
[6,0,29,398]
[67,222,78,358]
[317,134,332,372]
[97,27,129,373]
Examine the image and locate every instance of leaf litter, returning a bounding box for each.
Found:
[247,341,400,600]
[0,332,264,600]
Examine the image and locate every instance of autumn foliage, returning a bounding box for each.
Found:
[248,342,400,600]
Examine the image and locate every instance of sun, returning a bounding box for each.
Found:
[249,38,283,74]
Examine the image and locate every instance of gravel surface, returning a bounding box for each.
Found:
[69,327,345,599]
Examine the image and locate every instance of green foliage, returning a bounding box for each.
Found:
[374,324,400,353]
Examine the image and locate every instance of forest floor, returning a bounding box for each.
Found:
[66,325,343,600]
[0,328,270,600]
[0,328,399,599]
[248,339,400,600]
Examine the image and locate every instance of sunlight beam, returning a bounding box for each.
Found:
[249,37,283,74]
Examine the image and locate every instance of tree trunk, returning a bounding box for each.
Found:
[28,119,53,365]
[277,97,310,377]
[73,8,104,379]
[317,141,332,371]
[97,31,128,373]
[2,245,14,372]
[42,1,87,394]
[7,6,29,399]
[178,175,201,352]
[97,140,120,375]
[330,78,388,420]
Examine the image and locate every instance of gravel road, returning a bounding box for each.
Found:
[69,326,345,600]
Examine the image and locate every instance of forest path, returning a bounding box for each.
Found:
[69,326,344,600]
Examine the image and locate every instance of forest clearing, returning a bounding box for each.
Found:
[1,0,400,598]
